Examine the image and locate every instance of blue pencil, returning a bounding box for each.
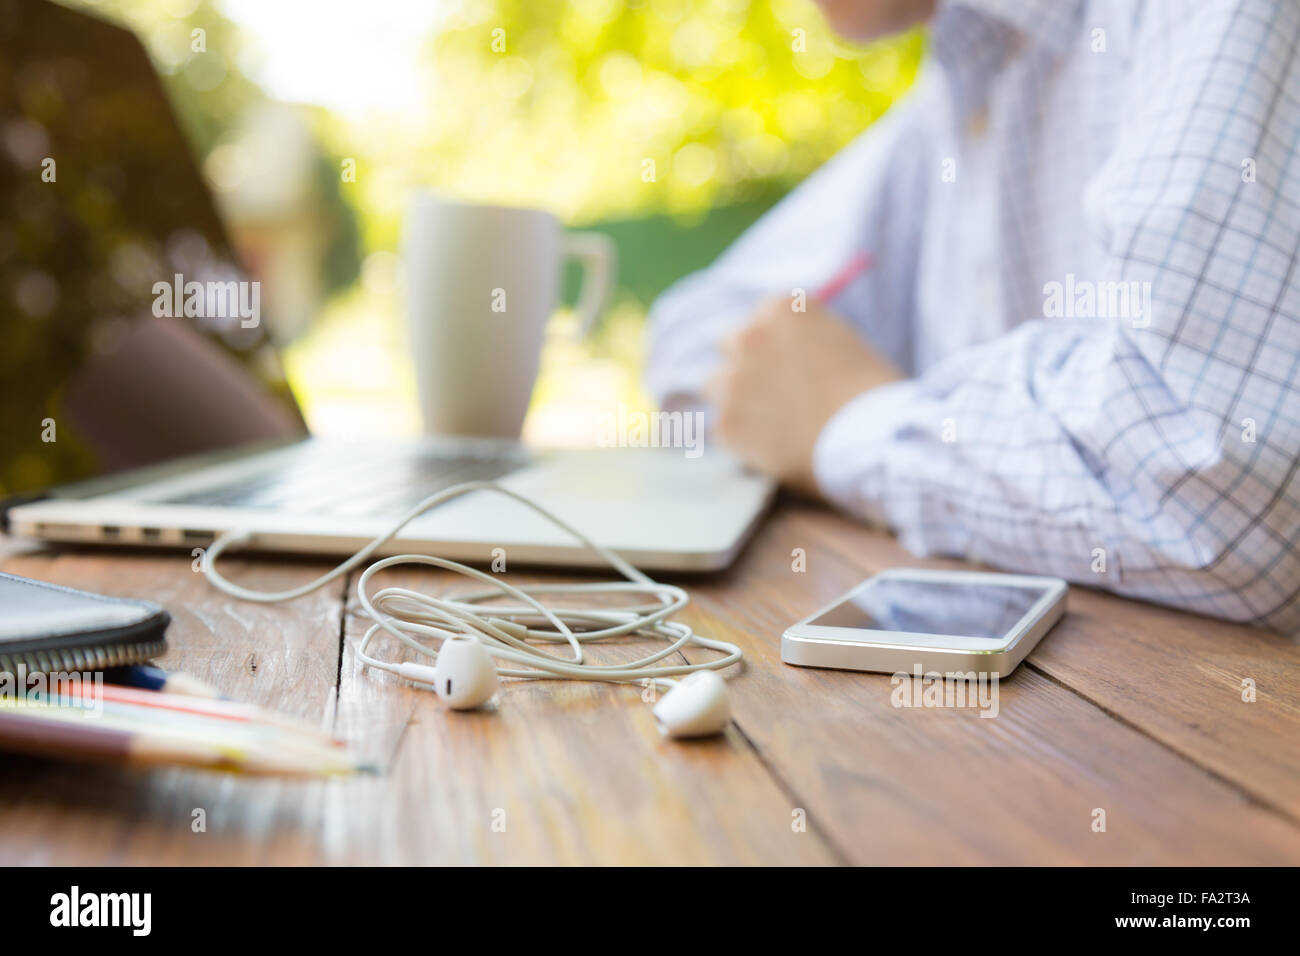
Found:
[101,664,228,700]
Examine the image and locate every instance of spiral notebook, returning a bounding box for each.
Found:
[0,572,170,674]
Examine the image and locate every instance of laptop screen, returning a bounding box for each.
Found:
[0,0,307,501]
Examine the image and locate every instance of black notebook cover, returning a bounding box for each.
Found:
[0,572,169,673]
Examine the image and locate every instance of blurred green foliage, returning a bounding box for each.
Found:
[60,0,362,298]
[423,0,921,220]
[370,0,922,248]
[50,0,922,434]
[377,0,922,307]
[60,0,920,301]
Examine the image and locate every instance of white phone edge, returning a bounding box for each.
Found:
[781,568,1068,677]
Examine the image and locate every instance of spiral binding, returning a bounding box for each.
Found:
[0,638,167,677]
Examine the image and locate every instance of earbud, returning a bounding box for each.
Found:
[652,671,731,739]
[206,481,743,741]
[434,636,499,708]
[399,635,498,709]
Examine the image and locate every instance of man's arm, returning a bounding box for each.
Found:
[644,75,937,410]
[815,0,1300,630]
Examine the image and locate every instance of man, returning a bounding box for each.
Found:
[646,0,1300,633]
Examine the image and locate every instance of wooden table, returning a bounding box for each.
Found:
[2,500,1298,865]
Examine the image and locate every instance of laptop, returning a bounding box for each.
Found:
[0,0,773,572]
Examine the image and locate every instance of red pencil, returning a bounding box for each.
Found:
[815,251,874,302]
[67,682,344,746]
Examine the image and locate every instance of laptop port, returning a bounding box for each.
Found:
[140,527,162,541]
[182,529,212,543]
[101,525,121,539]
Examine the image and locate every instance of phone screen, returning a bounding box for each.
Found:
[808,578,1049,640]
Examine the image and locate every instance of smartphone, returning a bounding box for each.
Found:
[782,569,1067,676]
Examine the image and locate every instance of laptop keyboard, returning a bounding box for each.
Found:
[158,443,530,518]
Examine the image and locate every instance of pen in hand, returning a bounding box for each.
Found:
[814,251,874,303]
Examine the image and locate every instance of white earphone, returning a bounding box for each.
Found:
[202,481,740,739]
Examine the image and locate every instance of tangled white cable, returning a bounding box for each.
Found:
[202,481,741,738]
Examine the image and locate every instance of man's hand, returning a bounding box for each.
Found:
[706,297,903,495]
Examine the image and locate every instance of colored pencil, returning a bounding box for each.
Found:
[815,251,875,303]
[0,698,371,776]
[101,664,227,699]
[87,682,343,746]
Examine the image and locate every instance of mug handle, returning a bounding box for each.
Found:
[563,232,616,336]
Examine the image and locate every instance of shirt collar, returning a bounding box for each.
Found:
[928,0,1084,124]
[939,0,1085,55]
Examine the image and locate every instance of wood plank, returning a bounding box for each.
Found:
[0,542,837,864]
[665,502,1300,864]
[0,546,345,865]
[788,505,1300,822]
[330,565,838,865]
[1032,592,1300,819]
[4,496,1297,865]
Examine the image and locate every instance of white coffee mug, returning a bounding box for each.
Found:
[404,193,615,438]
